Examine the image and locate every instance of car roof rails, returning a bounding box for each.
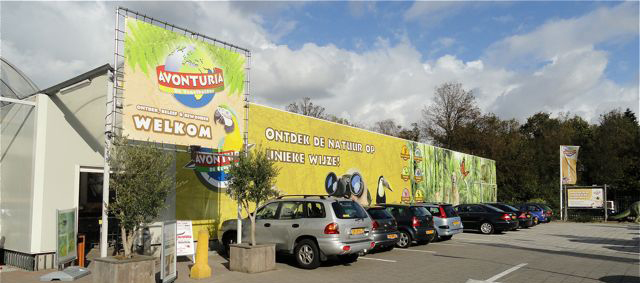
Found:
[276,194,329,199]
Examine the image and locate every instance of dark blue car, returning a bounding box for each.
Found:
[513,204,547,225]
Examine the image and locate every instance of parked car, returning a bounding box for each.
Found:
[454,204,518,234]
[513,204,547,225]
[485,203,534,229]
[365,206,399,251]
[220,195,375,269]
[377,204,436,248]
[529,203,553,222]
[417,202,463,241]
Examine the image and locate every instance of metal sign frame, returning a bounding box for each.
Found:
[100,6,252,257]
[56,207,78,267]
[563,185,608,221]
[161,220,177,282]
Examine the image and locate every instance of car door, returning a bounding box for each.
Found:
[468,205,487,229]
[252,202,280,245]
[456,205,472,228]
[269,201,305,251]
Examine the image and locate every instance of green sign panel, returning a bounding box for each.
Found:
[57,208,77,265]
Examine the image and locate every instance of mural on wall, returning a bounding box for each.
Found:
[175,104,497,237]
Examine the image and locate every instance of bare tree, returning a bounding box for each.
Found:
[420,82,480,148]
[371,119,402,137]
[286,97,326,119]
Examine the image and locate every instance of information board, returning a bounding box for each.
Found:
[567,188,604,208]
[161,221,177,282]
[176,220,195,257]
[56,208,77,265]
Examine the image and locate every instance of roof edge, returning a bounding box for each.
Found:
[40,63,114,95]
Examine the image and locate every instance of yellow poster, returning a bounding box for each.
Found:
[122,17,246,148]
[561,145,580,185]
[567,188,603,208]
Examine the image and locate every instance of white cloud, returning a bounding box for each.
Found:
[1,1,637,127]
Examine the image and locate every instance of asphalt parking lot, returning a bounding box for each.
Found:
[2,222,639,283]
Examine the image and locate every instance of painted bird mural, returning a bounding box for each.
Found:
[214,105,243,152]
[376,176,393,204]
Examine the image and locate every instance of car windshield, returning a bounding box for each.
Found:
[332,201,369,219]
[411,206,431,217]
[367,208,394,219]
[483,204,505,212]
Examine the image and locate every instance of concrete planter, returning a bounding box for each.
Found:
[229,243,276,273]
[92,255,155,283]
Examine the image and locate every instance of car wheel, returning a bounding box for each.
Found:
[440,235,453,241]
[221,232,236,257]
[294,239,321,269]
[480,222,495,234]
[338,253,359,263]
[533,217,539,225]
[396,231,412,248]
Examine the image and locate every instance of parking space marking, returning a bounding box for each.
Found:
[486,263,527,282]
[395,249,437,253]
[466,263,528,283]
[430,242,468,246]
[359,257,397,263]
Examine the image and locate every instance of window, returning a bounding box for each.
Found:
[306,202,326,218]
[455,205,468,213]
[256,202,280,220]
[279,202,304,220]
[443,205,458,217]
[367,208,393,220]
[469,205,486,212]
[426,206,441,216]
[484,205,504,212]
[411,206,431,217]
[332,201,368,219]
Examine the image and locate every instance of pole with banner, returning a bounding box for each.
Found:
[560,145,580,221]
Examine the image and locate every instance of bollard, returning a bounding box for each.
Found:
[190,230,212,279]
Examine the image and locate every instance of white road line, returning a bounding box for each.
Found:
[486,263,528,282]
[430,242,468,246]
[395,249,437,253]
[359,257,397,263]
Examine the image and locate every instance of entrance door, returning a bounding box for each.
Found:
[77,167,104,249]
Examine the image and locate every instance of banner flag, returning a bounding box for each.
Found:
[560,145,580,185]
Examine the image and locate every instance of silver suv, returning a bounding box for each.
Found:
[220,195,374,269]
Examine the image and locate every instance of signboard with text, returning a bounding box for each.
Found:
[56,208,77,265]
[176,220,195,257]
[122,17,246,149]
[161,221,177,282]
[567,188,604,208]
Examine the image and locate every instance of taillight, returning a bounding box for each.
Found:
[372,220,379,230]
[342,245,351,251]
[501,214,511,221]
[370,242,375,249]
[438,206,447,218]
[412,216,421,227]
[518,212,526,219]
[324,223,339,234]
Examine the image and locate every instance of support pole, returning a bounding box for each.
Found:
[560,147,563,221]
[604,184,608,222]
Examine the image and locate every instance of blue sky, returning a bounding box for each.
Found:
[264,1,637,85]
[2,1,638,125]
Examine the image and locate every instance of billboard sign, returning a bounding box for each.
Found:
[122,17,246,149]
[56,208,77,265]
[176,220,195,257]
[567,188,604,208]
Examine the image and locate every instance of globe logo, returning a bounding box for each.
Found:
[156,45,224,108]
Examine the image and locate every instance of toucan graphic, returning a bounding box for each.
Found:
[376,176,393,204]
[460,157,470,178]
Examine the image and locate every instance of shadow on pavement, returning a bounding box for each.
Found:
[599,275,640,283]
[481,242,639,264]
[549,234,639,253]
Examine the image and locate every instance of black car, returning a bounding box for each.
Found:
[485,203,534,229]
[454,204,518,234]
[377,204,436,248]
[365,206,400,251]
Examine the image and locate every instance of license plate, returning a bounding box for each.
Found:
[387,234,398,239]
[426,230,434,235]
[453,221,460,225]
[351,228,365,235]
